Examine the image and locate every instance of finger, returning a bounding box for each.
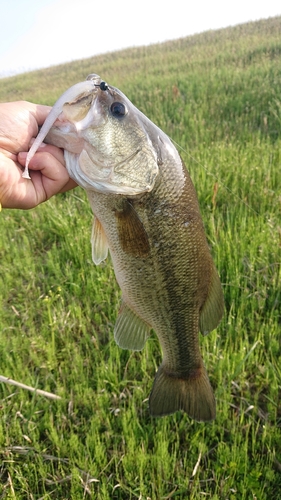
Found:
[20,102,51,127]
[28,151,68,181]
[28,151,77,201]
[0,153,35,209]
[18,149,77,193]
[18,144,65,168]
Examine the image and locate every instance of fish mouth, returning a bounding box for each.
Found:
[23,79,98,178]
[46,120,85,154]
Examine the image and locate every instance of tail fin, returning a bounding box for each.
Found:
[149,363,216,421]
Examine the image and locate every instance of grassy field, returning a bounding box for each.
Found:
[0,16,281,499]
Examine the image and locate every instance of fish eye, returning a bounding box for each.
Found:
[110,102,127,117]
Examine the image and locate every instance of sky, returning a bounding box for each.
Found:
[0,0,280,78]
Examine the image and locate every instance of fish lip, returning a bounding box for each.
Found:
[23,79,98,177]
[45,120,85,154]
[74,92,107,132]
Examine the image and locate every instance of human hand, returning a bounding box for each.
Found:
[0,101,77,209]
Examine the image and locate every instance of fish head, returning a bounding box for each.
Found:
[41,74,160,195]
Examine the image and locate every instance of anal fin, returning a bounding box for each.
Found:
[114,302,151,351]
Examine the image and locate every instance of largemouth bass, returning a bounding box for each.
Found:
[25,74,224,421]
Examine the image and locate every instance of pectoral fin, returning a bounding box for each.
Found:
[114,302,151,351]
[199,267,224,335]
[91,217,109,265]
[115,200,150,258]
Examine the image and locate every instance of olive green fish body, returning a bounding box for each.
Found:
[27,74,224,421]
[87,141,222,420]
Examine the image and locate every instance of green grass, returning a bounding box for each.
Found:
[0,16,281,499]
